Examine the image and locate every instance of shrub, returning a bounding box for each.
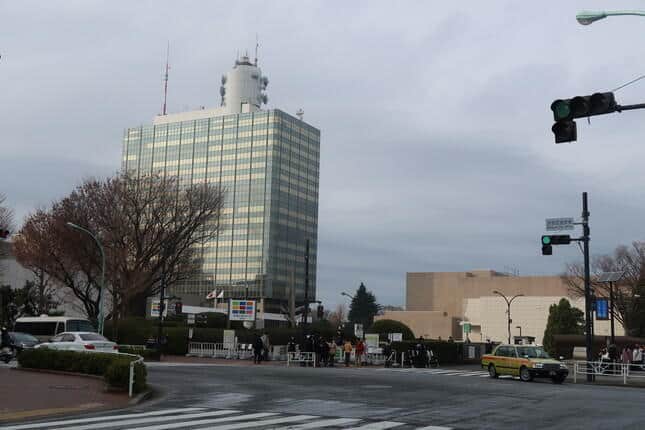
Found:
[369,319,415,341]
[18,349,147,393]
[119,346,161,361]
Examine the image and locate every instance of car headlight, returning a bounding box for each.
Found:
[533,363,543,369]
[560,363,568,369]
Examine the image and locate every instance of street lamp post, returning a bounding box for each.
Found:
[577,10,645,25]
[66,222,105,335]
[341,292,355,300]
[493,290,524,344]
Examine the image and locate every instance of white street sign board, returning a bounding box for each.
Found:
[150,300,168,318]
[187,314,195,325]
[546,217,574,231]
[388,333,403,342]
[354,323,364,339]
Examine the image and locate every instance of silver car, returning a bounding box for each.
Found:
[35,332,118,353]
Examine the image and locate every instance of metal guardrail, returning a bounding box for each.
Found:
[571,360,645,384]
[287,351,316,367]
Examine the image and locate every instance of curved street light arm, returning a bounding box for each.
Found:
[577,10,645,25]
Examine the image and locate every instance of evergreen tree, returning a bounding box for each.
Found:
[347,282,381,329]
[543,298,584,355]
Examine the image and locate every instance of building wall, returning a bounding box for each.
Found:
[122,109,320,305]
[379,270,624,343]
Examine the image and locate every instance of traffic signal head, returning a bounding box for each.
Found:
[541,235,571,255]
[0,229,9,239]
[551,92,616,121]
[552,120,577,144]
[550,92,616,143]
[174,302,183,315]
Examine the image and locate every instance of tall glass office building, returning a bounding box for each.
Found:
[121,56,320,311]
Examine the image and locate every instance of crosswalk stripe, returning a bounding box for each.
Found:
[0,408,206,430]
[275,418,361,429]
[57,410,239,430]
[415,426,453,430]
[129,412,278,430]
[195,414,318,430]
[345,421,404,429]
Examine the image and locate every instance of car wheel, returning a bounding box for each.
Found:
[488,364,498,378]
[520,366,533,382]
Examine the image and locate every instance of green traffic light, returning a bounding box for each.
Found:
[542,236,552,245]
[552,100,571,121]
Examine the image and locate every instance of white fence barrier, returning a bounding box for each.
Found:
[571,360,645,385]
[287,351,316,367]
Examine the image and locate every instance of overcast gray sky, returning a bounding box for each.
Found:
[3,1,645,309]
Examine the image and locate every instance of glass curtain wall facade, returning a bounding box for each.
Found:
[121,109,319,309]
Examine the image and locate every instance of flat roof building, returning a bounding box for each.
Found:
[378,270,623,344]
[121,55,320,312]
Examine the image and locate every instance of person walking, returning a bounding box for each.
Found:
[622,345,633,369]
[253,335,264,364]
[355,339,365,367]
[261,332,271,361]
[1,326,12,355]
[320,338,330,367]
[343,339,353,367]
[328,340,337,367]
[633,344,643,370]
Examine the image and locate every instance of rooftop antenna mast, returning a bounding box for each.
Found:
[162,41,170,116]
[254,33,259,65]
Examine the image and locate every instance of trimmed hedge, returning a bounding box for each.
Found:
[119,346,161,361]
[369,320,415,341]
[18,349,147,393]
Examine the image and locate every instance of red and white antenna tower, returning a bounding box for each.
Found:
[162,42,170,116]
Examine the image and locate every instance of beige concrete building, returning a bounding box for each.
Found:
[377,270,623,344]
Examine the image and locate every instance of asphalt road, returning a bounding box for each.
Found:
[4,363,645,430]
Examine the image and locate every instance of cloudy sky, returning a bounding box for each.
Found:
[3,1,645,308]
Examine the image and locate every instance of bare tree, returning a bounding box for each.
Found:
[0,193,15,271]
[14,173,224,321]
[563,241,645,335]
[328,303,348,327]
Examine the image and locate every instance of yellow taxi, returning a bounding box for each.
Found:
[481,344,568,384]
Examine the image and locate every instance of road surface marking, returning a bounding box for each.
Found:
[129,412,283,430]
[415,426,453,430]
[194,414,319,430]
[345,421,404,429]
[57,410,238,430]
[275,418,361,429]
[0,408,207,430]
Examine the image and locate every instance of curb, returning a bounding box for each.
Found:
[129,386,155,406]
[12,367,104,381]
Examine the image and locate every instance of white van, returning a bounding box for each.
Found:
[14,316,96,342]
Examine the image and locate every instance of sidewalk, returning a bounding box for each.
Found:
[0,369,131,423]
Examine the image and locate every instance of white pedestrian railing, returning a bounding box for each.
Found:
[187,342,239,359]
[571,360,645,385]
[117,353,145,398]
[287,351,316,367]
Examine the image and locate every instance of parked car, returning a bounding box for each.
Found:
[481,344,568,383]
[9,332,40,352]
[34,332,118,353]
[14,316,96,342]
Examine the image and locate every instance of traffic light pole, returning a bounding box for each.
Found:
[581,192,594,382]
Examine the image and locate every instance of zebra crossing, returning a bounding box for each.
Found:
[377,367,493,378]
[0,407,453,430]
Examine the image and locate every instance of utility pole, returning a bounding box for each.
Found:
[610,281,615,345]
[582,192,593,382]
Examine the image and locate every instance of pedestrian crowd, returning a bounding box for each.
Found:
[252,332,271,364]
[286,334,372,367]
[598,343,645,370]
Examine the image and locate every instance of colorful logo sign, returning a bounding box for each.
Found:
[229,299,256,321]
